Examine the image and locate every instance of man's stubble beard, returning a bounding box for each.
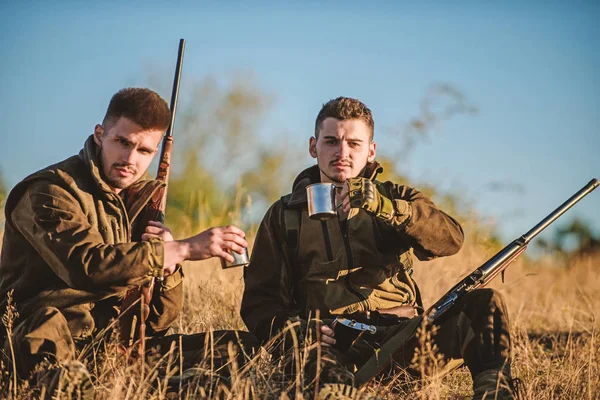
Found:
[319,155,369,184]
[97,146,134,190]
[322,170,345,185]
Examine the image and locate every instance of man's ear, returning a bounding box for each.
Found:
[367,141,377,162]
[309,136,318,159]
[93,124,104,146]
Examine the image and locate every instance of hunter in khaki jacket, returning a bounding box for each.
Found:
[241,96,515,400]
[0,136,183,372]
[241,163,464,343]
[1,135,183,335]
[0,88,256,389]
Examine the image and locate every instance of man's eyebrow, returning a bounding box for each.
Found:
[322,135,364,143]
[115,135,155,152]
[115,134,133,145]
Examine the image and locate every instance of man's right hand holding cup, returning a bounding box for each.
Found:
[162,225,248,268]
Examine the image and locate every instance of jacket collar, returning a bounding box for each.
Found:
[78,135,164,219]
[78,135,115,195]
[287,161,383,208]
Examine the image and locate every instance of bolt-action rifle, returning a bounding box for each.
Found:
[427,178,599,323]
[118,39,186,355]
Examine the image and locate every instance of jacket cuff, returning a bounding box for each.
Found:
[146,237,165,280]
[376,194,395,220]
[389,199,412,228]
[160,264,184,292]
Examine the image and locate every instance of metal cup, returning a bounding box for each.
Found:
[306,183,341,220]
[220,248,250,269]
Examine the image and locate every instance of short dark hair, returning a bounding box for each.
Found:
[314,96,374,140]
[102,88,171,132]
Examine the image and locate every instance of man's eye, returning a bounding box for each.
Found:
[139,149,151,155]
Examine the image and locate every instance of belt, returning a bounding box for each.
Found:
[346,305,418,326]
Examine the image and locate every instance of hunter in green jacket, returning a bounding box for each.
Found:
[242,97,517,399]
[0,88,256,393]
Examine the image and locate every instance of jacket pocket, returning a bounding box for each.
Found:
[364,263,417,310]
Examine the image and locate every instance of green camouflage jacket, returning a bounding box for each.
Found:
[0,135,183,339]
[241,163,464,343]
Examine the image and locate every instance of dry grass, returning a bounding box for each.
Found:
[0,210,598,399]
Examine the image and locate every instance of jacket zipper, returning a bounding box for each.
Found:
[113,193,131,241]
[340,219,369,312]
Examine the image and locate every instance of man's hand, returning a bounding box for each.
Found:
[142,221,177,277]
[338,183,352,213]
[142,220,174,242]
[183,225,248,263]
[162,225,248,268]
[344,177,394,220]
[320,324,336,347]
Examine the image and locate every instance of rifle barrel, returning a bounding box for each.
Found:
[165,39,185,140]
[154,38,186,221]
[478,178,598,284]
[429,178,599,321]
[522,178,598,244]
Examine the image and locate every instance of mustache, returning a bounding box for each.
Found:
[330,158,353,167]
[112,163,136,174]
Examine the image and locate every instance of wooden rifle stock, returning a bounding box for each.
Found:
[427,178,598,323]
[118,39,186,355]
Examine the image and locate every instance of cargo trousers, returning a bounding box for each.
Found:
[293,288,511,387]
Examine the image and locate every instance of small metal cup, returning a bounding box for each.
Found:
[220,248,250,269]
[333,317,377,351]
[306,183,341,220]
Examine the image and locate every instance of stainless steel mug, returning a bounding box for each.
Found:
[306,183,342,220]
[220,248,250,269]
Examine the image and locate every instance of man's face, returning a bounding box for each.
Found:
[93,117,163,193]
[309,118,376,184]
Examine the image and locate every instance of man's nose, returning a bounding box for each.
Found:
[122,148,136,165]
[337,142,350,158]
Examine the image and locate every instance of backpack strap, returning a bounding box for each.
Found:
[280,194,301,257]
[279,194,303,312]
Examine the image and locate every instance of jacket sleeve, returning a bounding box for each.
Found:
[241,201,298,344]
[381,181,464,260]
[10,181,163,291]
[146,264,184,336]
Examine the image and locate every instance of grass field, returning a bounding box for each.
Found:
[0,205,598,399]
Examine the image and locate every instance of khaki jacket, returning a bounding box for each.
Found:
[0,136,183,339]
[241,164,464,343]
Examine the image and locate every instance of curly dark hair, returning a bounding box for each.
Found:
[102,88,171,132]
[314,96,374,140]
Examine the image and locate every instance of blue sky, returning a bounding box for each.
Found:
[1,1,598,245]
